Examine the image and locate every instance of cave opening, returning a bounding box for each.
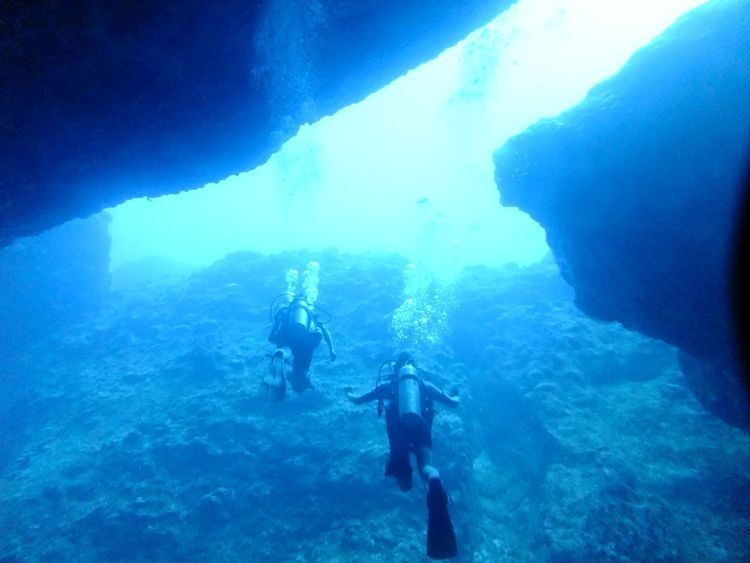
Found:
[105,0,707,283]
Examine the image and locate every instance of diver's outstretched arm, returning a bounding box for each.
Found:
[345,382,389,404]
[424,381,460,407]
[320,325,336,360]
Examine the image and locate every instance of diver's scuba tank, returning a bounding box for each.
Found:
[397,365,423,429]
[287,299,310,342]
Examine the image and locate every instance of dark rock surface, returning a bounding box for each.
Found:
[494,1,750,428]
[453,257,749,560]
[0,0,512,246]
[733,162,750,400]
[1,250,748,560]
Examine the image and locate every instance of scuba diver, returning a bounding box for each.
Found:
[345,352,459,560]
[265,293,336,400]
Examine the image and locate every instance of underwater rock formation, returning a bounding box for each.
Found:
[494,1,750,428]
[451,260,750,561]
[1,251,749,560]
[0,0,512,247]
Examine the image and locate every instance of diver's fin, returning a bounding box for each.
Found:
[426,478,457,560]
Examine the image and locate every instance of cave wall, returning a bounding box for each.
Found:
[0,0,512,247]
[493,0,750,427]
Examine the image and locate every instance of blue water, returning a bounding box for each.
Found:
[0,246,748,561]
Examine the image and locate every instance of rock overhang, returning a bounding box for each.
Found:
[0,0,514,246]
[494,0,750,427]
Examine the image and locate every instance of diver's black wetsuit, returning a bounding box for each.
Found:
[269,299,334,391]
[347,357,460,559]
[349,376,458,490]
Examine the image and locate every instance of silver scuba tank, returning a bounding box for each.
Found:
[287,300,310,342]
[398,365,423,428]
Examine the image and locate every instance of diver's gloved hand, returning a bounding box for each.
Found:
[343,386,355,402]
[329,351,337,362]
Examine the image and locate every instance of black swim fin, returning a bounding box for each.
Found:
[426,478,457,560]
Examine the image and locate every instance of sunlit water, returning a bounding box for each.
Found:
[108,0,708,279]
